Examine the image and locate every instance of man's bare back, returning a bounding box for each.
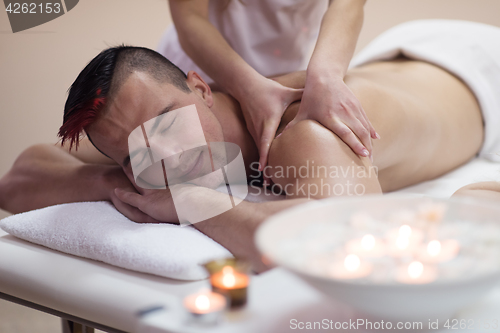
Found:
[349,59,483,191]
[243,58,484,195]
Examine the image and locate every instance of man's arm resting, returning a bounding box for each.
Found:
[0,143,120,214]
[193,198,310,273]
[452,181,500,202]
[58,137,116,165]
[114,182,310,273]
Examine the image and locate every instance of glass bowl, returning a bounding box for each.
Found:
[255,194,500,322]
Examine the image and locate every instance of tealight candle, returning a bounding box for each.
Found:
[396,260,437,284]
[204,258,250,308]
[346,234,386,257]
[418,239,459,263]
[329,254,372,279]
[387,225,424,243]
[183,290,227,325]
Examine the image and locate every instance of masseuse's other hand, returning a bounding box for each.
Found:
[285,74,378,159]
[240,77,303,171]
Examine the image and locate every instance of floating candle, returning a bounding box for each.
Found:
[345,254,360,271]
[399,225,412,238]
[387,225,423,257]
[408,261,424,279]
[396,235,409,250]
[396,260,437,284]
[428,240,441,256]
[346,234,385,257]
[387,225,424,243]
[329,254,372,279]
[418,239,460,263]
[362,235,375,250]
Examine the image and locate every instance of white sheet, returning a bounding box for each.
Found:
[392,158,499,198]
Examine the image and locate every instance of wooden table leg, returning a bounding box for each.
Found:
[62,318,95,333]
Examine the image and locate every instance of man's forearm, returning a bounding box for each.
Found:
[193,198,309,273]
[0,144,114,213]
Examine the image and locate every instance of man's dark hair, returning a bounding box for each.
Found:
[58,45,190,150]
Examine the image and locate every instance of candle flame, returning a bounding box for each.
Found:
[222,266,234,275]
[427,240,441,257]
[408,261,424,279]
[399,225,412,238]
[344,254,360,272]
[396,236,409,250]
[195,294,210,311]
[361,234,376,250]
[222,266,236,288]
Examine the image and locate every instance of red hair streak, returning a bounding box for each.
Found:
[58,92,106,151]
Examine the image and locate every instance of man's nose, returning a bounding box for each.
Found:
[148,138,182,170]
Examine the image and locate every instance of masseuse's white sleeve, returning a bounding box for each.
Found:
[157,0,329,83]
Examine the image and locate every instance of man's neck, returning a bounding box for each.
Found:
[211,92,259,171]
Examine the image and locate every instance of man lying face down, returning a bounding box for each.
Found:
[2,20,500,271]
[60,43,483,257]
[61,44,483,200]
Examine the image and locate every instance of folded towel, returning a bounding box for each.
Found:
[0,201,232,281]
[350,20,500,162]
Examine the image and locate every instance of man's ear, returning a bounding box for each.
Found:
[186,71,213,108]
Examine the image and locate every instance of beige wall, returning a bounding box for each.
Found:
[1,0,500,220]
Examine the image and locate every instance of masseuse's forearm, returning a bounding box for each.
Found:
[271,71,307,89]
[170,0,260,98]
[0,144,113,213]
[308,0,366,78]
[193,198,309,273]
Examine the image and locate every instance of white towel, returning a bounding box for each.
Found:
[351,20,500,162]
[0,201,232,281]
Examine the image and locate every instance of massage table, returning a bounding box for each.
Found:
[4,18,500,332]
[1,157,499,332]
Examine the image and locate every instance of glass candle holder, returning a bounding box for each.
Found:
[183,289,227,325]
[204,258,251,308]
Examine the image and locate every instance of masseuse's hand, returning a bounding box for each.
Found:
[239,77,303,171]
[284,73,378,159]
